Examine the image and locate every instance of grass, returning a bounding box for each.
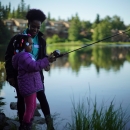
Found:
[66,96,130,130]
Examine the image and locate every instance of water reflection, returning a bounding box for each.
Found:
[50,45,130,73]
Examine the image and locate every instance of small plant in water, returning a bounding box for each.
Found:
[66,96,130,130]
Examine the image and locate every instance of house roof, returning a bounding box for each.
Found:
[4,18,28,26]
[45,20,70,28]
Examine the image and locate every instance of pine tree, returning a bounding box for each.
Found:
[68,14,81,41]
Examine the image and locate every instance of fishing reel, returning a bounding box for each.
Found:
[52,50,61,58]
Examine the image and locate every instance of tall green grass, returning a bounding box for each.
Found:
[66,97,130,130]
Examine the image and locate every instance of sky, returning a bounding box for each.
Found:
[1,0,130,25]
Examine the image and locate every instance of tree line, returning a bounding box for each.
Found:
[47,14,130,43]
[0,0,30,19]
[0,0,130,45]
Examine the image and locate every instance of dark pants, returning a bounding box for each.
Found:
[15,85,51,124]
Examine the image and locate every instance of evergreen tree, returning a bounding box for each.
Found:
[15,0,29,19]
[0,2,11,19]
[68,13,81,41]
[20,0,26,18]
[92,20,112,41]
[111,15,126,30]
[7,2,11,18]
[95,14,100,24]
[16,5,21,18]
[48,12,51,20]
[27,5,30,12]
[12,8,16,18]
[92,14,100,28]
[126,25,130,37]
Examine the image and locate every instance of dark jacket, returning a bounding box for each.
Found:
[12,52,49,97]
[5,31,47,84]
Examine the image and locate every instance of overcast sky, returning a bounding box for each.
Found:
[2,0,130,25]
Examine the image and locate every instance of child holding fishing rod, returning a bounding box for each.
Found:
[12,34,56,130]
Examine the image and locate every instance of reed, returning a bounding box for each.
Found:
[66,97,130,130]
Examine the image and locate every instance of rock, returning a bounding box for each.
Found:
[1,102,47,129]
[34,108,41,116]
[10,102,17,110]
[0,112,46,130]
[0,113,18,130]
[10,102,41,110]
[6,119,20,128]
[33,116,46,124]
[0,97,5,100]
[0,112,6,125]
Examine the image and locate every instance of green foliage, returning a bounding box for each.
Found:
[81,21,92,31]
[91,46,124,71]
[80,21,92,39]
[15,0,29,19]
[47,12,51,20]
[68,14,81,41]
[0,19,12,45]
[46,37,53,44]
[92,46,112,69]
[40,22,46,33]
[92,21,112,41]
[68,52,81,72]
[80,38,91,43]
[126,26,130,37]
[126,51,130,62]
[0,0,30,20]
[94,14,100,24]
[52,34,60,43]
[92,15,127,42]
[110,15,126,30]
[92,14,101,28]
[46,34,65,44]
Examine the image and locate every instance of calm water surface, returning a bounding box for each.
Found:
[0,44,130,129]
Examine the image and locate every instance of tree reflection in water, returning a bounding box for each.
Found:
[50,45,130,73]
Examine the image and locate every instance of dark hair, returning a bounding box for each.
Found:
[26,9,46,23]
[13,34,31,54]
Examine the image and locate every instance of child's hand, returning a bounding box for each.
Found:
[48,53,56,63]
[44,64,50,71]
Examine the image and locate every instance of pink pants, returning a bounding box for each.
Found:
[23,93,37,123]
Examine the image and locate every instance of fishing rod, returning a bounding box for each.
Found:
[52,29,130,58]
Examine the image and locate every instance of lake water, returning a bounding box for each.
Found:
[0,44,130,129]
